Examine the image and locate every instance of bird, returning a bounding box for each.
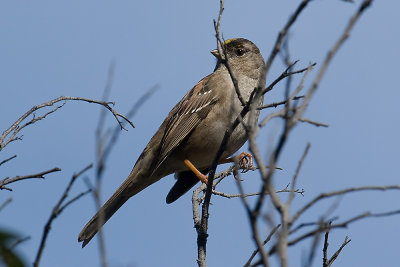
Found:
[78,38,265,247]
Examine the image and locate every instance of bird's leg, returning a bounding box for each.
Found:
[184,152,253,184]
[184,159,208,184]
[221,152,253,172]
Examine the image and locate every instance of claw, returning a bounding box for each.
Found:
[237,152,253,172]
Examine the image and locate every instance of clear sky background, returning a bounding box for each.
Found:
[1,1,399,266]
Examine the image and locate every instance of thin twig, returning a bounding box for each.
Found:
[267,209,400,257]
[93,62,116,267]
[293,0,374,125]
[298,118,329,127]
[325,235,351,267]
[244,224,281,267]
[9,236,31,250]
[0,155,17,167]
[234,168,271,267]
[289,216,339,236]
[290,211,389,249]
[263,62,315,95]
[264,0,312,79]
[0,197,13,212]
[213,187,304,199]
[241,52,314,267]
[93,63,158,267]
[59,189,92,214]
[213,0,246,107]
[0,167,61,191]
[288,143,310,206]
[102,84,159,164]
[322,222,331,267]
[0,96,134,151]
[252,209,400,267]
[303,219,325,267]
[33,164,92,267]
[258,96,304,110]
[291,185,400,224]
[255,55,311,219]
[251,1,374,265]
[259,63,315,127]
[192,162,280,265]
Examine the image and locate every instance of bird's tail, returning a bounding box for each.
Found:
[78,179,130,247]
[78,168,152,247]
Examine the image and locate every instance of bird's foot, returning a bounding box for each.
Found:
[236,152,253,173]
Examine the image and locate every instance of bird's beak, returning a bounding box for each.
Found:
[210,49,222,60]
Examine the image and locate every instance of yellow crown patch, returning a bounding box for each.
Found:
[223,38,238,45]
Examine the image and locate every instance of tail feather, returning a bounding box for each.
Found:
[166,169,208,204]
[78,181,130,247]
[78,169,154,247]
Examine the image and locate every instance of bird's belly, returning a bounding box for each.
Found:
[176,118,248,170]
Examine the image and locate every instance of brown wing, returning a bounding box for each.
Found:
[154,73,218,171]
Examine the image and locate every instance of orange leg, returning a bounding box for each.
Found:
[184,159,208,184]
[184,152,254,184]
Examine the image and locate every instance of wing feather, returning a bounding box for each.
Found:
[154,74,218,170]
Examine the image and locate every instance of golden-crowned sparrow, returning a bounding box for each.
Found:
[78,38,265,247]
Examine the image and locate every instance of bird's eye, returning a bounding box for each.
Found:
[235,48,245,56]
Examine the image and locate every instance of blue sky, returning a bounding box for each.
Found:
[1,1,399,266]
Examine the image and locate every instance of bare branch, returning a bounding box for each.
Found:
[260,208,400,264]
[93,62,158,267]
[291,185,400,224]
[288,143,311,206]
[241,57,315,267]
[96,61,116,137]
[0,167,61,191]
[235,24,315,267]
[259,111,329,129]
[213,0,247,107]
[102,84,159,165]
[249,2,374,265]
[244,224,281,267]
[33,164,92,267]
[322,223,330,267]
[0,155,17,167]
[264,0,312,79]
[293,0,374,123]
[263,62,316,95]
[59,189,92,214]
[213,186,304,199]
[92,62,117,267]
[298,118,329,127]
[192,183,207,266]
[0,96,134,151]
[194,1,231,266]
[289,210,398,249]
[9,236,31,250]
[234,169,271,267]
[192,162,280,266]
[258,96,304,110]
[325,236,351,267]
[251,63,315,219]
[0,197,13,212]
[259,63,315,127]
[304,221,323,267]
[18,102,66,132]
[192,183,207,226]
[322,222,351,267]
[198,1,374,267]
